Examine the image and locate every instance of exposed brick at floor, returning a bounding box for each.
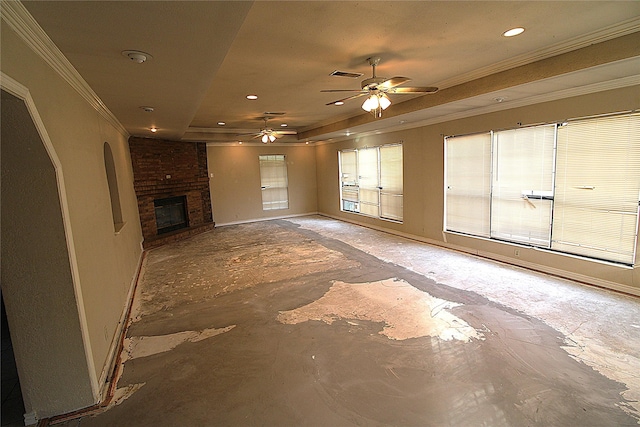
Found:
[128,137,214,248]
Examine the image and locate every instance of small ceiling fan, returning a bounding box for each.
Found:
[239,116,297,143]
[322,56,438,117]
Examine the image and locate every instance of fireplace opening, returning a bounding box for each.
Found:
[154,196,188,234]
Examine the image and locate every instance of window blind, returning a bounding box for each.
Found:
[491,125,555,246]
[339,150,359,212]
[380,144,403,221]
[358,147,380,217]
[445,133,492,237]
[259,154,289,210]
[552,113,640,264]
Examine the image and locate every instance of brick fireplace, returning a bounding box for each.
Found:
[129,137,214,248]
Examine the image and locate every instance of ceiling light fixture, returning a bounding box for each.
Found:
[140,106,154,113]
[122,50,152,64]
[246,94,258,100]
[362,92,391,118]
[150,127,157,133]
[280,123,288,127]
[217,122,226,126]
[503,27,525,37]
[261,133,276,143]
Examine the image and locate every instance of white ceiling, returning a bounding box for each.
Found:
[21,1,640,144]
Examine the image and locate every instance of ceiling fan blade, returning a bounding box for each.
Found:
[275,130,298,135]
[377,76,411,90]
[321,89,365,93]
[326,92,368,106]
[388,86,439,94]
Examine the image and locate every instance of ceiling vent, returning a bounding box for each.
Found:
[330,70,364,78]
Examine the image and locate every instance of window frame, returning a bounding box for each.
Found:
[444,112,639,266]
[338,143,404,223]
[259,154,289,211]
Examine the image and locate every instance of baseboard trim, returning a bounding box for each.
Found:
[317,213,640,298]
[97,249,146,400]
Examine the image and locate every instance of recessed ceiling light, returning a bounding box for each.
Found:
[140,106,154,113]
[218,122,226,126]
[335,101,344,106]
[150,127,157,133]
[238,141,243,145]
[305,141,309,145]
[494,97,506,103]
[246,94,258,100]
[280,123,288,127]
[503,27,525,37]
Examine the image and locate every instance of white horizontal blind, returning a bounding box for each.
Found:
[491,125,555,246]
[380,144,403,221]
[445,133,491,237]
[339,150,359,212]
[358,147,380,217]
[259,154,289,210]
[552,113,640,264]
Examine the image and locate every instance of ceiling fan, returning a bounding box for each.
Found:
[322,56,438,117]
[240,117,297,143]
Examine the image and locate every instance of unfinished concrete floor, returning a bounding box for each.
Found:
[54,215,640,426]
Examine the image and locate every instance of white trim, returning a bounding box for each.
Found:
[0,0,129,139]
[215,212,319,227]
[96,249,145,398]
[203,141,314,147]
[24,411,37,426]
[432,17,640,90]
[1,73,101,402]
[319,213,640,297]
[317,74,640,145]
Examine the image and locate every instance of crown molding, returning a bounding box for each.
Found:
[1,0,129,138]
[433,17,640,91]
[405,75,640,132]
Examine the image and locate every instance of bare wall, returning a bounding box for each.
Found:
[207,144,317,225]
[1,21,143,418]
[315,86,640,294]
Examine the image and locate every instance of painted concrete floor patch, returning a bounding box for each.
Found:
[277,278,482,342]
[123,325,236,361]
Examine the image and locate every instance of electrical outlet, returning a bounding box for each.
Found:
[514,249,520,257]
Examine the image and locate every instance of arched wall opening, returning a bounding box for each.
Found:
[1,89,94,422]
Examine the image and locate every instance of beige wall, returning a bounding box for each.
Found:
[316,86,640,294]
[1,22,143,419]
[207,144,317,225]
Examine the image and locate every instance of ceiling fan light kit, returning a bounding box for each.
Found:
[236,116,297,143]
[362,92,391,116]
[261,133,276,143]
[323,56,438,118]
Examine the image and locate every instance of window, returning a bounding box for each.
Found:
[445,133,491,238]
[259,155,289,210]
[552,114,640,264]
[445,112,639,265]
[339,143,403,222]
[379,144,403,221]
[491,125,556,247]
